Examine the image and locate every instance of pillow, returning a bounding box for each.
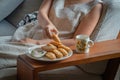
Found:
[0,0,24,21]
[0,20,16,36]
[6,0,43,27]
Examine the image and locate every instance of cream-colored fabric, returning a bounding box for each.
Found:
[0,54,16,70]
[12,0,103,40]
[91,1,120,42]
[12,20,47,41]
[49,0,103,38]
[0,67,16,80]
[0,36,43,69]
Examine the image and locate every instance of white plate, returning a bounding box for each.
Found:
[26,45,73,62]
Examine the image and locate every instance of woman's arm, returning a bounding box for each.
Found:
[38,0,59,37]
[38,0,52,27]
[73,3,103,37]
[18,0,57,44]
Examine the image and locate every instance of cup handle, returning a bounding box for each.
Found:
[88,40,94,47]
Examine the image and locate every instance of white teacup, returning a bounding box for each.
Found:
[76,34,94,53]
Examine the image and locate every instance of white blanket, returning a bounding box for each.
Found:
[0,36,41,69]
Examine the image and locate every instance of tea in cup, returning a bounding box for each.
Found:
[76,34,94,53]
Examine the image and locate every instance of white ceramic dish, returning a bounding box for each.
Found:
[26,44,73,62]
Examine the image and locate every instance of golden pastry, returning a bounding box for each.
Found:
[52,33,61,42]
[58,45,71,52]
[47,43,57,49]
[58,48,68,56]
[45,52,56,60]
[41,44,57,52]
[50,41,62,47]
[53,49,63,58]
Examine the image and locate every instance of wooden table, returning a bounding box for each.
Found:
[17,39,120,80]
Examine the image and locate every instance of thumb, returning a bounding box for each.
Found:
[52,29,59,35]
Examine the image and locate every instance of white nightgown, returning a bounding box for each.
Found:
[12,0,103,40]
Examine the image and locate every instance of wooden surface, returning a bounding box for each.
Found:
[17,39,120,80]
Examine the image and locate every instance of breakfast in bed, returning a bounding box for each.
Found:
[28,33,72,61]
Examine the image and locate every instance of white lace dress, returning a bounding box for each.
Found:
[12,0,103,40]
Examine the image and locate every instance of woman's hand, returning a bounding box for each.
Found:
[45,23,59,38]
[37,0,59,38]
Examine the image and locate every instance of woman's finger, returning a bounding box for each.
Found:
[52,29,59,35]
[46,28,52,38]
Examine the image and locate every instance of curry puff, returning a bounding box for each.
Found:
[58,45,71,52]
[50,41,62,47]
[41,43,57,52]
[53,49,63,58]
[58,48,68,56]
[45,52,56,60]
[52,33,61,42]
